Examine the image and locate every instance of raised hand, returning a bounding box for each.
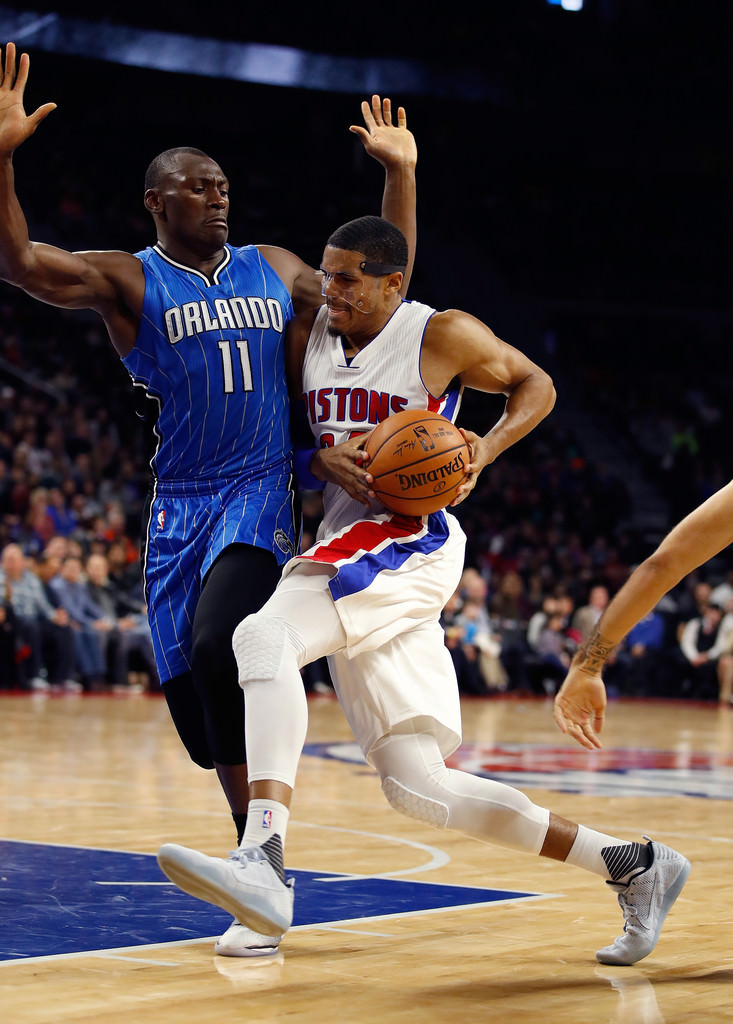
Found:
[350,95,417,170]
[0,43,57,156]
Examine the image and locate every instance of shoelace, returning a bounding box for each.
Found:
[225,845,295,891]
[227,846,268,866]
[616,891,640,933]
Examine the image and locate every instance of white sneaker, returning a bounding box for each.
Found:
[63,679,83,693]
[30,676,50,692]
[157,842,294,936]
[596,838,690,965]
[215,918,283,957]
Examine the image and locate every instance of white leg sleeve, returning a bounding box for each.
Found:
[233,566,346,787]
[370,725,550,855]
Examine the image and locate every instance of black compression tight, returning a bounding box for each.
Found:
[162,543,282,768]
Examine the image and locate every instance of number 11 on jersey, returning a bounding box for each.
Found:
[218,339,254,394]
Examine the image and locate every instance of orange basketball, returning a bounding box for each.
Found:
[364,409,470,515]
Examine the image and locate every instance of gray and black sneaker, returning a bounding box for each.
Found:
[596,837,690,965]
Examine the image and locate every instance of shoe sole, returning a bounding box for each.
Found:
[157,844,290,935]
[214,940,281,958]
[596,856,691,965]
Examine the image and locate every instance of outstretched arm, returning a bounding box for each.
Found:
[0,42,58,284]
[0,47,134,311]
[0,44,141,353]
[554,478,733,749]
[350,96,417,294]
[272,95,417,312]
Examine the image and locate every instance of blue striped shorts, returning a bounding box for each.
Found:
[142,470,298,682]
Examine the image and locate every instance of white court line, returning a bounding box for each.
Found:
[295,822,450,878]
[96,881,169,886]
[18,817,451,887]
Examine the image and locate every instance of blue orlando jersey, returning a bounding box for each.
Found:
[123,244,294,484]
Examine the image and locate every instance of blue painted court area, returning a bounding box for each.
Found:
[0,840,539,961]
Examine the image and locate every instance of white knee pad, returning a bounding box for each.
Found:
[381,775,449,829]
[234,612,309,788]
[372,730,550,853]
[232,614,289,688]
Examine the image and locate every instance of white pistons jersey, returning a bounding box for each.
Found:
[283,297,468,754]
[301,298,463,537]
[288,296,467,664]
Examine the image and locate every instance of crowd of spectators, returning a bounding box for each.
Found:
[442,566,733,706]
[3,274,733,701]
[0,535,156,693]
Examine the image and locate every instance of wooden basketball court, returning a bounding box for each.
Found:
[1,689,731,1023]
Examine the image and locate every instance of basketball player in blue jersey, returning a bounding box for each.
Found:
[0,43,416,956]
[158,216,690,968]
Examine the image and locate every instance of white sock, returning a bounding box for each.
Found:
[241,798,290,851]
[565,824,649,881]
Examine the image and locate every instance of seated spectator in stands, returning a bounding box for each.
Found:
[711,570,733,615]
[572,583,610,643]
[23,486,57,554]
[50,553,112,691]
[527,594,561,652]
[106,537,144,599]
[678,601,733,702]
[455,596,508,693]
[489,570,533,691]
[32,547,80,691]
[0,541,74,690]
[673,578,713,632]
[45,486,78,538]
[607,603,668,698]
[457,568,493,630]
[84,551,157,691]
[43,533,72,564]
[96,502,138,566]
[533,610,582,695]
[442,589,492,695]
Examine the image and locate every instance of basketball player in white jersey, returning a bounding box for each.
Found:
[158,217,690,967]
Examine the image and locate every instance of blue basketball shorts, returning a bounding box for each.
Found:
[142,471,298,682]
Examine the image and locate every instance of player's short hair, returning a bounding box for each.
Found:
[327,216,408,272]
[144,147,209,191]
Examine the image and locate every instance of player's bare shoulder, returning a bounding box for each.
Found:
[424,308,497,349]
[421,308,497,389]
[256,244,323,313]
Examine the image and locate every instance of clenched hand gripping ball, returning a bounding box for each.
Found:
[364,409,470,515]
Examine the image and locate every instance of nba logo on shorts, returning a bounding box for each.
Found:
[156,509,166,531]
[262,810,273,829]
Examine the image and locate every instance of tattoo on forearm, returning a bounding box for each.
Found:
[577,628,616,673]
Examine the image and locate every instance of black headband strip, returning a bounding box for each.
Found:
[359,260,406,276]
